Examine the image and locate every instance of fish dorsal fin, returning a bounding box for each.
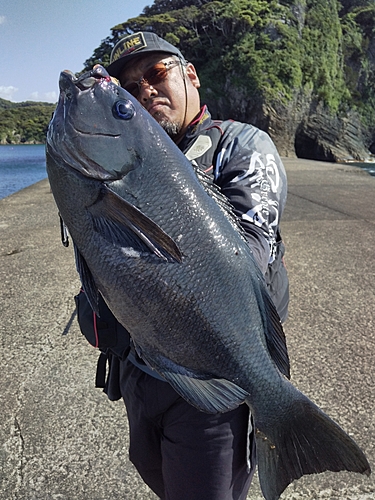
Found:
[136,347,249,414]
[192,160,290,379]
[192,163,249,243]
[89,185,182,263]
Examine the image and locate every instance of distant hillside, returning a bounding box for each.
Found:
[0,97,55,109]
[0,98,56,144]
[0,98,15,110]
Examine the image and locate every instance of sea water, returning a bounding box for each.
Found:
[0,144,374,202]
[0,144,47,200]
[344,161,375,177]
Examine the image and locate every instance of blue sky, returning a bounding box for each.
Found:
[0,0,151,103]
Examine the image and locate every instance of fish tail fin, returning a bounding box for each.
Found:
[252,388,371,500]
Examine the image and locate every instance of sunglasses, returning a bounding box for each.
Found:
[123,60,181,98]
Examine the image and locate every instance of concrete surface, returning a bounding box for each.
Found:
[0,158,374,499]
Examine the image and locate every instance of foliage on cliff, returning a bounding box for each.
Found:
[84,0,373,108]
[0,98,56,144]
[341,3,375,127]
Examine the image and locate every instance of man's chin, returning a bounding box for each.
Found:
[158,119,182,139]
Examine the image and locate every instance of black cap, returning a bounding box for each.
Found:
[107,32,186,78]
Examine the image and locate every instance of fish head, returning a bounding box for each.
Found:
[46,65,152,181]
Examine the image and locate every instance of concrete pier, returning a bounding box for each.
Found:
[0,159,374,499]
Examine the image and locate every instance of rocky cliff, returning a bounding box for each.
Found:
[199,0,375,162]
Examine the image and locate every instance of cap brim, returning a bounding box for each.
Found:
[107,48,184,79]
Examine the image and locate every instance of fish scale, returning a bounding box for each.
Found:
[46,65,370,500]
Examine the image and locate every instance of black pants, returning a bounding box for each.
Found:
[119,359,256,500]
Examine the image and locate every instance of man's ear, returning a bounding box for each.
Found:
[186,62,200,89]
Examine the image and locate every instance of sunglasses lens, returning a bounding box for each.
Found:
[143,63,168,86]
[123,62,178,97]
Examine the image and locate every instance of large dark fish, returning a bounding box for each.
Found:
[46,65,370,500]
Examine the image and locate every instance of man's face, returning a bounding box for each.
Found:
[119,52,200,141]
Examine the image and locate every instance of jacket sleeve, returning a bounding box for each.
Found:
[213,122,287,274]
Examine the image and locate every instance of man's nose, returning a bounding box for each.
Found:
[138,83,157,103]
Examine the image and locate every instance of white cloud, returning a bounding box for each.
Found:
[0,16,6,25]
[44,91,58,103]
[0,85,18,100]
[0,87,58,103]
[28,91,58,103]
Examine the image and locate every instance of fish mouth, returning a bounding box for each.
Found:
[59,65,113,98]
[73,126,120,139]
[48,66,131,181]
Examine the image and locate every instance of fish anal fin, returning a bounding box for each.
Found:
[163,371,249,414]
[137,348,248,414]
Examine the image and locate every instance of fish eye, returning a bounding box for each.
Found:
[113,100,135,120]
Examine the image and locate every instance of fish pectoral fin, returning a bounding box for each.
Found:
[89,185,182,263]
[74,244,100,315]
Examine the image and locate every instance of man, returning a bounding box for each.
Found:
[76,31,289,500]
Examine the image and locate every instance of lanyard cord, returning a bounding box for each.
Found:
[181,58,188,134]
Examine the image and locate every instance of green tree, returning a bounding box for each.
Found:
[0,102,55,144]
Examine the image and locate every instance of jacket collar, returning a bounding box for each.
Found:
[178,105,215,153]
